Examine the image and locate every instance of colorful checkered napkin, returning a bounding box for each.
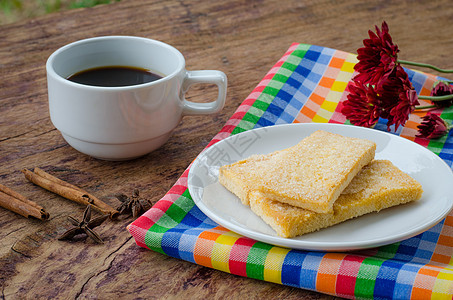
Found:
[128,43,453,299]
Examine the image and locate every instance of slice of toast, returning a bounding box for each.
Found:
[219,150,287,206]
[219,130,376,213]
[248,160,423,238]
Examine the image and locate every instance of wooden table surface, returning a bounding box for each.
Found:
[1,0,452,298]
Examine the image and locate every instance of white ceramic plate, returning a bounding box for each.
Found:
[187,123,453,251]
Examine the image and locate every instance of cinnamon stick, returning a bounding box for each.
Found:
[22,168,119,219]
[0,183,49,220]
[34,167,85,193]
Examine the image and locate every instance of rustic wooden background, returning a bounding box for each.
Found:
[1,0,452,298]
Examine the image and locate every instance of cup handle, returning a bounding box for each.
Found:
[182,70,227,115]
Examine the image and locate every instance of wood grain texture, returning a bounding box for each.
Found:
[1,0,452,298]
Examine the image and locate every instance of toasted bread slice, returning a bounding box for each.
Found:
[219,130,376,213]
[219,150,286,206]
[248,160,423,238]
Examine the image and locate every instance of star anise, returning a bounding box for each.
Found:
[115,189,151,218]
[58,204,108,244]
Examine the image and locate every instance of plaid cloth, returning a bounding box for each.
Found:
[128,43,453,299]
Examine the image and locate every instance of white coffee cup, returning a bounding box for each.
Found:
[46,36,227,160]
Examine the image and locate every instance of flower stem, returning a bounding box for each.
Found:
[418,94,453,101]
[398,60,453,73]
[415,105,437,110]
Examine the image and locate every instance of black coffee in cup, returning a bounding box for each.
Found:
[67,66,162,87]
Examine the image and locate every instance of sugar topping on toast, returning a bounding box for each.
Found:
[220,130,376,213]
[248,160,423,238]
[218,130,423,238]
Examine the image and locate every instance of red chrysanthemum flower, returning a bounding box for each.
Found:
[344,21,453,135]
[417,114,451,139]
[341,81,381,127]
[354,21,399,87]
[430,81,453,108]
[377,65,412,119]
[388,89,420,131]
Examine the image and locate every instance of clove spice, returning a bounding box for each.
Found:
[116,189,151,218]
[59,204,108,244]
